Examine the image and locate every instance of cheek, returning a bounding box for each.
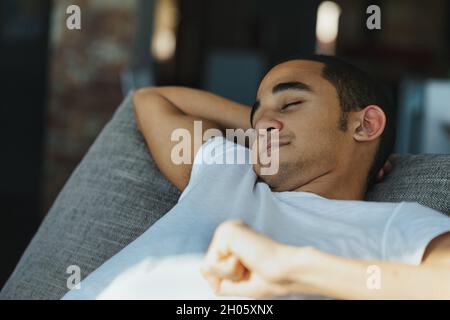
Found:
[288,110,334,140]
[287,115,340,155]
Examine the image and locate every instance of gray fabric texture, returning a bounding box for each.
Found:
[1,92,449,300]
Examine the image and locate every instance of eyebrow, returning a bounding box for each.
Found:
[250,81,313,127]
[272,81,313,94]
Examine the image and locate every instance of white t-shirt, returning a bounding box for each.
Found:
[63,136,450,300]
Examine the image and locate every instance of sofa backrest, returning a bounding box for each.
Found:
[1,92,449,299]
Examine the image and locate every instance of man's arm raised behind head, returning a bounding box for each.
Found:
[133,87,251,191]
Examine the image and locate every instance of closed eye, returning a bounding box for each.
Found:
[281,101,303,112]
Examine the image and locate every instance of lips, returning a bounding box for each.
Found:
[261,138,290,156]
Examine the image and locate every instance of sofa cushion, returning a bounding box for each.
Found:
[1,92,180,299]
[1,92,449,299]
[366,154,450,215]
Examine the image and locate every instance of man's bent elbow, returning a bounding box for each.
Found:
[133,87,157,109]
[132,87,160,131]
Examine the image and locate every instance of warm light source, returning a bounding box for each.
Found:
[151,0,178,62]
[152,29,176,61]
[315,1,341,55]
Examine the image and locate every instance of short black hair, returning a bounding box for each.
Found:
[271,54,396,190]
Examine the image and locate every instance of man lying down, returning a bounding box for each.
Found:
[63,55,450,300]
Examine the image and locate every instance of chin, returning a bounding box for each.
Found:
[254,161,305,192]
[253,168,286,191]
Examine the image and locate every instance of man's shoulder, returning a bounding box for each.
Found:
[194,136,250,165]
[179,136,256,202]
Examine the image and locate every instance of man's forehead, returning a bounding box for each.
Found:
[257,60,324,97]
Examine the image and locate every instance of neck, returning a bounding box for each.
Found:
[294,168,367,201]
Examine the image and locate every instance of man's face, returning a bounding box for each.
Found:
[252,60,350,192]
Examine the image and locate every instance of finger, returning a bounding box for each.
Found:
[217,272,271,299]
[216,278,254,297]
[385,160,393,173]
[200,266,221,293]
[210,256,247,281]
[222,224,281,276]
[206,221,284,282]
[202,220,247,275]
[202,255,247,281]
[204,222,240,262]
[224,256,246,281]
[376,168,384,181]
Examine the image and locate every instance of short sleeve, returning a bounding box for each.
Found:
[383,202,450,265]
[178,136,255,202]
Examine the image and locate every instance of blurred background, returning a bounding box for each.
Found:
[1,0,450,288]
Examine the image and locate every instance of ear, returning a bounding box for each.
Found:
[353,105,386,142]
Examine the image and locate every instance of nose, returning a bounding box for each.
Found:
[254,112,283,133]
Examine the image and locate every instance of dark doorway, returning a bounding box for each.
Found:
[0,0,50,288]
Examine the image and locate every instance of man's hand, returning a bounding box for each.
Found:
[200,220,315,298]
[133,87,250,191]
[375,159,393,183]
[202,222,450,300]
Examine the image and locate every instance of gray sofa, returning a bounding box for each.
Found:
[1,93,450,300]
